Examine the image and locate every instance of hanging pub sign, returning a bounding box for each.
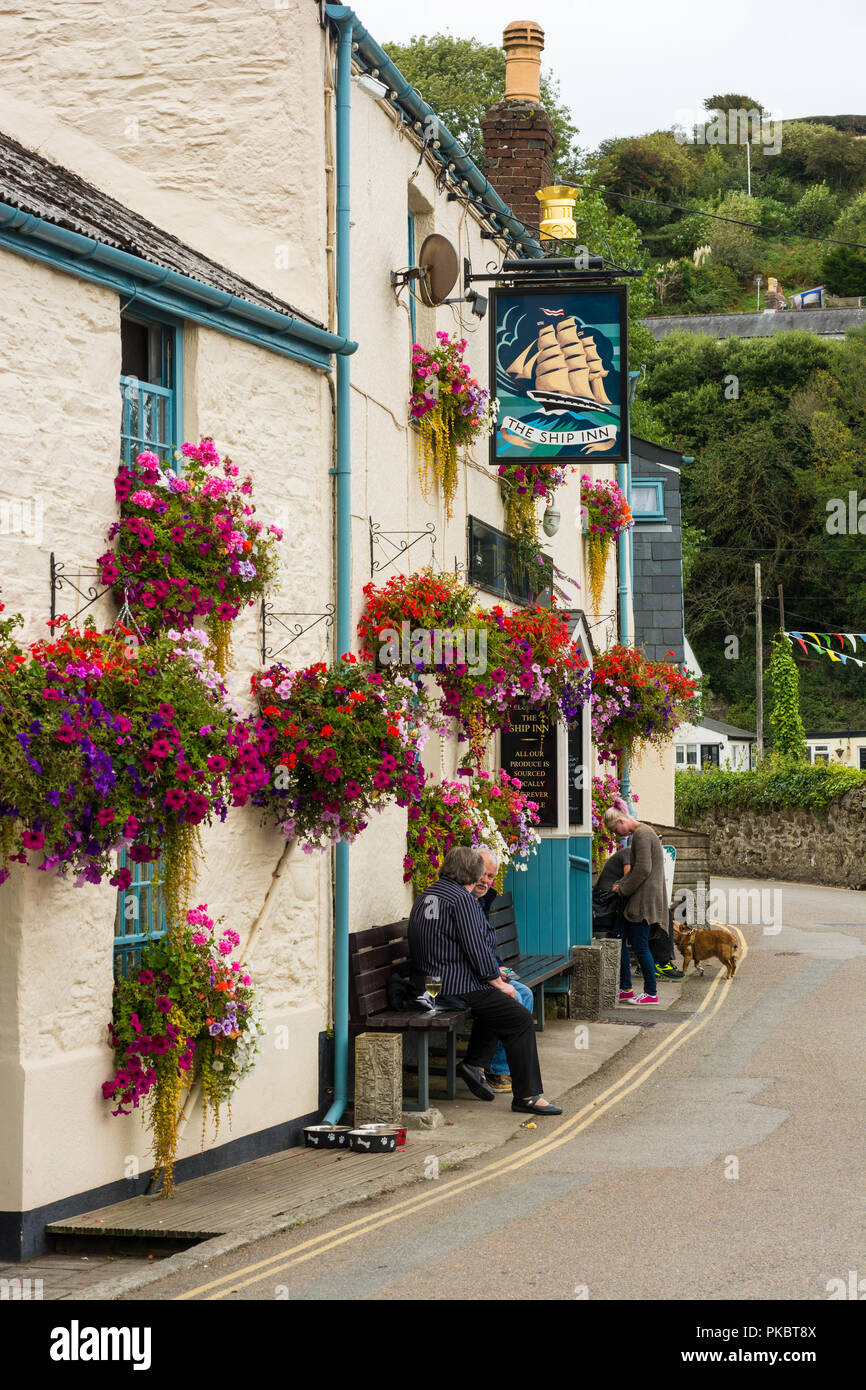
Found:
[490,285,629,466]
[499,701,558,828]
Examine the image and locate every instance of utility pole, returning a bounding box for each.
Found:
[755,562,763,760]
[778,582,785,634]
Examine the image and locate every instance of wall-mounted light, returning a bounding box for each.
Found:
[352,72,388,99]
[542,501,561,536]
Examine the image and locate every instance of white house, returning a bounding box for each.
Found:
[0,2,665,1258]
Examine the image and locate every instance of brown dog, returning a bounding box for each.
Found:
[673,924,739,979]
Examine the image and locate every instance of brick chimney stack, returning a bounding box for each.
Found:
[482,20,556,239]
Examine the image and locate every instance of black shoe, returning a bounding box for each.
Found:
[456,1061,495,1101]
[511,1095,562,1116]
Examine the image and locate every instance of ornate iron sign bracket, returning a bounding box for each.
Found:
[260,599,336,663]
[50,553,113,625]
[369,517,436,577]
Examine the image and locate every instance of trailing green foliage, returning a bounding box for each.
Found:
[769,634,807,759]
[675,762,866,820]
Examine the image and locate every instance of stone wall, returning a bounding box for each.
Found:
[678,786,866,889]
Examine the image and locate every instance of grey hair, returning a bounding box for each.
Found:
[476,844,499,869]
[440,846,485,886]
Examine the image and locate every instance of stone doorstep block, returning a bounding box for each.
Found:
[354,1032,403,1127]
[569,944,603,1021]
[591,936,622,1009]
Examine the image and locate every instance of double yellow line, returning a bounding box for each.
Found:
[178,929,746,1299]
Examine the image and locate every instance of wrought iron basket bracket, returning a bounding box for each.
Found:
[50,552,113,625]
[369,516,436,577]
[260,598,336,664]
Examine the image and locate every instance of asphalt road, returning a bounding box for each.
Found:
[125,877,866,1303]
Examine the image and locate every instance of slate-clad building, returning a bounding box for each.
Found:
[630,435,687,665]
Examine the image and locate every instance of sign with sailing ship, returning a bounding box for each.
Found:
[490,286,628,464]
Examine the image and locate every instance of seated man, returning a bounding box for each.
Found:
[472,846,535,1094]
[408,845,561,1116]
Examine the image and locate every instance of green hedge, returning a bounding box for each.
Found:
[675,762,866,820]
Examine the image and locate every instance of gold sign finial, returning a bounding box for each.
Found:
[536,185,580,241]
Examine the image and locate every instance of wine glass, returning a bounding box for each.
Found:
[425,974,443,1012]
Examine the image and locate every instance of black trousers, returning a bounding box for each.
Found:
[462,987,543,1099]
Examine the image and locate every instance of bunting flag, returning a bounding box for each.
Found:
[787,633,866,669]
[787,630,866,654]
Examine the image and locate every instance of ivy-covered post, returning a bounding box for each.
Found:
[769,632,807,760]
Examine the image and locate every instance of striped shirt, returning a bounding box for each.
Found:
[408,877,501,997]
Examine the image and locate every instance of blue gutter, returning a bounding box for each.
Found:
[324,5,541,257]
[323,6,354,1125]
[0,201,356,371]
[619,371,642,811]
[320,2,539,1122]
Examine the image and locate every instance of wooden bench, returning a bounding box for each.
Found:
[348,920,471,1112]
[489,891,576,1032]
[349,894,577,1108]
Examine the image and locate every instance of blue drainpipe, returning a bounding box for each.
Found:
[323,6,354,1125]
[619,370,642,812]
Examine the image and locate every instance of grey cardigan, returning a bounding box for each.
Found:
[616,823,668,928]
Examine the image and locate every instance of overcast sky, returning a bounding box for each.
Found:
[353,0,866,151]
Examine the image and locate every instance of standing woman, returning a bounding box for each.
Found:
[602,807,669,1005]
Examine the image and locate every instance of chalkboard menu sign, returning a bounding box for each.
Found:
[567,708,585,825]
[500,702,558,827]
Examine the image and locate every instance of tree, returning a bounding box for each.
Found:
[706,191,762,276]
[381,34,581,174]
[592,132,696,198]
[792,183,838,235]
[821,245,866,296]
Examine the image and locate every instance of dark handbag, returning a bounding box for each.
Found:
[386,971,429,1011]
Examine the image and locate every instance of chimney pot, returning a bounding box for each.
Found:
[503,19,545,103]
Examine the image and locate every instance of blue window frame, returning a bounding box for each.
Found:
[630,477,665,520]
[114,855,168,978]
[407,211,417,342]
[114,311,182,974]
[119,314,183,469]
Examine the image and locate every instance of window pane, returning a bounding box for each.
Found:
[631,485,658,513]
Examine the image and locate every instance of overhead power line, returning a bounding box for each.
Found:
[578,184,866,251]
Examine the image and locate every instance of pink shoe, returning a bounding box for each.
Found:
[628,993,658,1004]
[618,989,634,1001]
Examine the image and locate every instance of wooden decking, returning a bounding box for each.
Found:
[47,1140,471,1244]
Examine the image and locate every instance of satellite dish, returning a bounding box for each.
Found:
[416,234,459,307]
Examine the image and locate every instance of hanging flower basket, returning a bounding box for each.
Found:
[591,772,641,870]
[103,904,263,1196]
[591,645,699,766]
[579,475,633,613]
[498,462,570,543]
[0,615,238,923]
[230,654,431,850]
[404,770,541,894]
[98,438,282,674]
[411,334,497,518]
[358,576,592,768]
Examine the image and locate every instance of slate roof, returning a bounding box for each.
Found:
[0,131,324,329]
[701,717,756,740]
